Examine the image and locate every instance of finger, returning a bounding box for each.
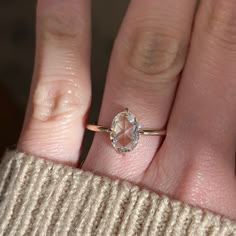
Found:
[84,0,197,180]
[18,0,91,166]
[153,0,236,219]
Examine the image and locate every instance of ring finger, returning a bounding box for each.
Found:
[83,0,197,181]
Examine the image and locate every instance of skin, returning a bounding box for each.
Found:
[18,0,236,220]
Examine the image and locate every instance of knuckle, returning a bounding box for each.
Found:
[119,28,188,81]
[32,79,87,122]
[206,0,236,49]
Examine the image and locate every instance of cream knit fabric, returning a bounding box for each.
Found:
[0,151,235,236]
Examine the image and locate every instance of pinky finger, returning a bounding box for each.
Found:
[18,0,91,166]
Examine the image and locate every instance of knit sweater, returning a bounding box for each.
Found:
[0,151,235,236]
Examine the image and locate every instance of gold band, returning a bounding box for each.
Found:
[139,129,167,136]
[86,124,166,136]
[86,124,111,133]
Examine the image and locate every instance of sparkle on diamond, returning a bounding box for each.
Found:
[110,110,140,153]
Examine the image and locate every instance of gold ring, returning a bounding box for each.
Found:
[86,108,166,153]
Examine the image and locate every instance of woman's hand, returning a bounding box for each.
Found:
[18,0,236,220]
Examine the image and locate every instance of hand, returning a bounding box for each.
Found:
[18,0,236,220]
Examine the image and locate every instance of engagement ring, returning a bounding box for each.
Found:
[87,108,166,153]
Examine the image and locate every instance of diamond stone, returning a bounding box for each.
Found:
[110,110,140,153]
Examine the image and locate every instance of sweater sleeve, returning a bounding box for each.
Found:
[0,151,235,236]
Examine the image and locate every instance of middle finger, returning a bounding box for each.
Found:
[84,0,197,181]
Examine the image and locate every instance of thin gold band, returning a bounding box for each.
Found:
[86,124,166,136]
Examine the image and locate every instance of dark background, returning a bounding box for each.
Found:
[0,0,130,156]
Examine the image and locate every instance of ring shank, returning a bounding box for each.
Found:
[86,124,166,136]
[139,129,166,136]
[86,124,111,133]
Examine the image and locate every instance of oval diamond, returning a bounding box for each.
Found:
[110,110,140,153]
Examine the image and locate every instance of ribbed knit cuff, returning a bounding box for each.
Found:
[0,151,235,236]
